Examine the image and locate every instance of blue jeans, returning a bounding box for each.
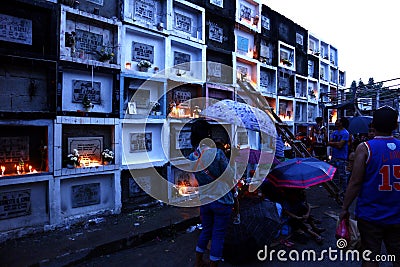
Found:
[196,201,233,261]
[330,158,348,193]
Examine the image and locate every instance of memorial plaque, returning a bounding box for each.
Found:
[132,89,150,109]
[175,12,192,34]
[237,36,249,52]
[68,137,103,165]
[71,183,100,208]
[176,129,191,149]
[279,23,289,39]
[75,29,103,54]
[87,0,103,5]
[260,71,270,88]
[132,42,154,63]
[261,15,270,30]
[210,0,223,8]
[129,176,151,197]
[296,33,304,46]
[237,131,248,146]
[173,90,191,105]
[0,14,32,45]
[134,0,156,23]
[72,80,101,104]
[130,132,152,153]
[0,189,31,220]
[173,51,191,71]
[279,102,287,116]
[237,66,248,77]
[260,43,270,58]
[240,4,252,21]
[0,136,29,162]
[209,22,223,43]
[207,62,222,78]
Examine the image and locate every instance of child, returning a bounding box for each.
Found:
[282,188,325,244]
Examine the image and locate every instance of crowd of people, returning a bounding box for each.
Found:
[190,106,400,266]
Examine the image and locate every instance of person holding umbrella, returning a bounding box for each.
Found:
[340,106,400,267]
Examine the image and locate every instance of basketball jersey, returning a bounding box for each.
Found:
[356,137,400,224]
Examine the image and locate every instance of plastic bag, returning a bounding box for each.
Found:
[335,216,351,242]
[335,215,361,249]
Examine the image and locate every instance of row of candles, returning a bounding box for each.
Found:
[169,102,202,118]
[0,164,38,176]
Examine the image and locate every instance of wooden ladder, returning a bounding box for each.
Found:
[237,79,342,205]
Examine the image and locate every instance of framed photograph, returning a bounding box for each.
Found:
[130,132,152,153]
[176,129,192,150]
[128,102,137,114]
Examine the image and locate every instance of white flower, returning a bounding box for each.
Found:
[102,149,114,160]
[67,149,80,164]
[138,60,151,68]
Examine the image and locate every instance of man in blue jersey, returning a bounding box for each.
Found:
[327,117,350,197]
[341,106,400,267]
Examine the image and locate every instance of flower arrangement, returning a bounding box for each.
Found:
[102,149,114,163]
[137,60,152,68]
[151,102,161,113]
[95,48,114,62]
[66,149,80,167]
[82,94,94,109]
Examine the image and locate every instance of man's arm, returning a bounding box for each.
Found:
[340,142,368,219]
[328,139,346,149]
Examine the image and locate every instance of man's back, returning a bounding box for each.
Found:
[356,137,400,224]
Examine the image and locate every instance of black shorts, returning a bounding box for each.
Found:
[357,218,400,265]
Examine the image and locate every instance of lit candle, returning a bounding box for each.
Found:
[17,165,20,175]
[29,165,32,173]
[1,165,5,176]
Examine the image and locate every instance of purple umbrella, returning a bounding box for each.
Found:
[348,116,373,135]
[267,157,336,188]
